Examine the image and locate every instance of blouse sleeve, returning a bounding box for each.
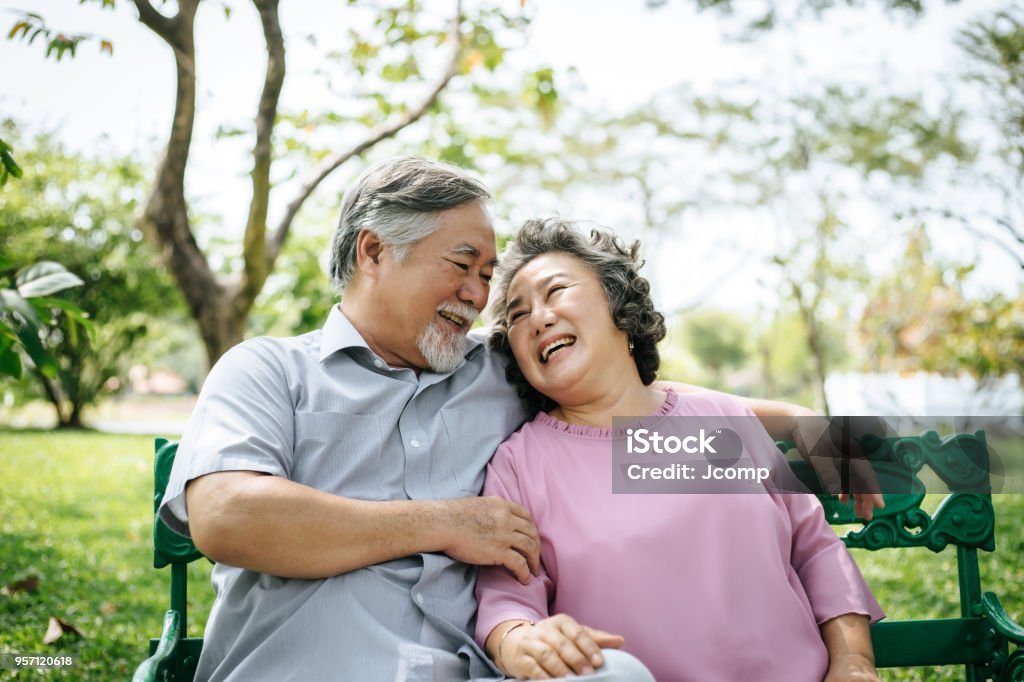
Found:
[474,442,554,647]
[782,492,886,625]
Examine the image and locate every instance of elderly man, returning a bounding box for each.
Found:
[159,157,843,681]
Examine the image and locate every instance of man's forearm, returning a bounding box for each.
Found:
[655,381,815,436]
[186,471,453,579]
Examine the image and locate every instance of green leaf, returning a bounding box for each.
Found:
[0,301,59,378]
[16,261,84,297]
[1,146,24,179]
[0,288,43,328]
[0,335,22,379]
[13,321,59,377]
[32,296,96,341]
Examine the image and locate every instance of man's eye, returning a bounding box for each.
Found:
[481,274,492,284]
[450,261,469,272]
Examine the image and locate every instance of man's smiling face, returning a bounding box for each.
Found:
[372,200,497,373]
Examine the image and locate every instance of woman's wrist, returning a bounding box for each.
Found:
[488,619,534,672]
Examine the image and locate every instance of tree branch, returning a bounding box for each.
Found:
[130,0,177,44]
[267,0,465,264]
[915,207,1024,269]
[240,0,286,304]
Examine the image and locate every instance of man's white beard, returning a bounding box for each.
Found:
[417,319,466,374]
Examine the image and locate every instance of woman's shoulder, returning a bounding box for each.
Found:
[670,388,753,417]
[495,410,583,463]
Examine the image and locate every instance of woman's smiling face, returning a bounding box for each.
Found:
[504,252,632,405]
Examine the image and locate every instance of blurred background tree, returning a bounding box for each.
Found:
[0,124,187,427]
[3,0,1021,419]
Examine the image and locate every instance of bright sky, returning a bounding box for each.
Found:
[1,0,1017,315]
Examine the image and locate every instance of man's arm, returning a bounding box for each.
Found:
[656,380,816,424]
[186,471,541,581]
[655,381,884,519]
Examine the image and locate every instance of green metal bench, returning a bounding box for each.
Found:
[132,438,204,682]
[133,432,1024,681]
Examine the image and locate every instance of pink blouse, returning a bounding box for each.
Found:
[475,390,883,682]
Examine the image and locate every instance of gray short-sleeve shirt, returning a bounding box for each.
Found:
[160,306,529,681]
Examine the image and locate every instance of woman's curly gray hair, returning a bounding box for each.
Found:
[487,218,666,414]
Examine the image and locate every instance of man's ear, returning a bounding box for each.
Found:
[354,230,385,278]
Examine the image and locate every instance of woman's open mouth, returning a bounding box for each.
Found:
[539,335,577,364]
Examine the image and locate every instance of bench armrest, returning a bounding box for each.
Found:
[983,593,1024,644]
[132,610,181,682]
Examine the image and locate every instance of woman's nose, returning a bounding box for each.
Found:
[530,304,556,334]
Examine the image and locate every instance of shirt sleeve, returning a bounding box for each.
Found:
[158,337,296,537]
[474,442,554,647]
[781,492,885,625]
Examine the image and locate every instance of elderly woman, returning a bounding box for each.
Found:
[475,218,884,681]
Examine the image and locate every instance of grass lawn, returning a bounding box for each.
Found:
[1,430,1022,680]
[1,431,213,680]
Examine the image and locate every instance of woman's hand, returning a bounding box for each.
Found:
[495,614,624,680]
[823,653,882,681]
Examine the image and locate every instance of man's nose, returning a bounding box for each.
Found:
[458,276,488,311]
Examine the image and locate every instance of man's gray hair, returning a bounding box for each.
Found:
[329,156,491,289]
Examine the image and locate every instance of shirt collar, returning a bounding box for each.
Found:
[319,304,486,364]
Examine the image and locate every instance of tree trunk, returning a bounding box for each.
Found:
[38,373,69,427]
[59,405,84,429]
[131,0,465,375]
[804,319,831,418]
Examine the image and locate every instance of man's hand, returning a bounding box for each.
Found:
[656,383,886,520]
[495,614,624,679]
[438,496,541,584]
[791,417,886,521]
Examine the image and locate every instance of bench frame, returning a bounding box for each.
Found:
[133,432,1024,681]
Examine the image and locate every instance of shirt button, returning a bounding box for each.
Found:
[410,439,421,448]
[415,593,425,605]
[374,359,385,369]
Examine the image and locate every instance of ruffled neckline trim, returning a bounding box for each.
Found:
[532,389,679,439]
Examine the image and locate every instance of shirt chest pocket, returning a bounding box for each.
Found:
[440,409,503,494]
[293,412,387,500]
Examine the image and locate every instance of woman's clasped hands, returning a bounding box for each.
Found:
[496,614,624,680]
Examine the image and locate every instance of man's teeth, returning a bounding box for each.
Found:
[541,337,576,363]
[439,311,466,327]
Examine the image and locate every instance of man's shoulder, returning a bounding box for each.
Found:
[221,330,321,364]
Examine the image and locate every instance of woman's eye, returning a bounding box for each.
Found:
[508,311,525,324]
[549,285,565,296]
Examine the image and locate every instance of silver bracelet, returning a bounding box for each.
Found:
[497,620,533,668]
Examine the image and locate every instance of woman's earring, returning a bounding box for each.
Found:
[628,338,635,354]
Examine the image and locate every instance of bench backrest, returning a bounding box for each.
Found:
[148,431,1008,679]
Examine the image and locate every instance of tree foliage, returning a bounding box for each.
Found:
[9,0,541,372]
[953,6,1024,269]
[858,227,1024,380]
[0,126,185,427]
[680,308,751,387]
